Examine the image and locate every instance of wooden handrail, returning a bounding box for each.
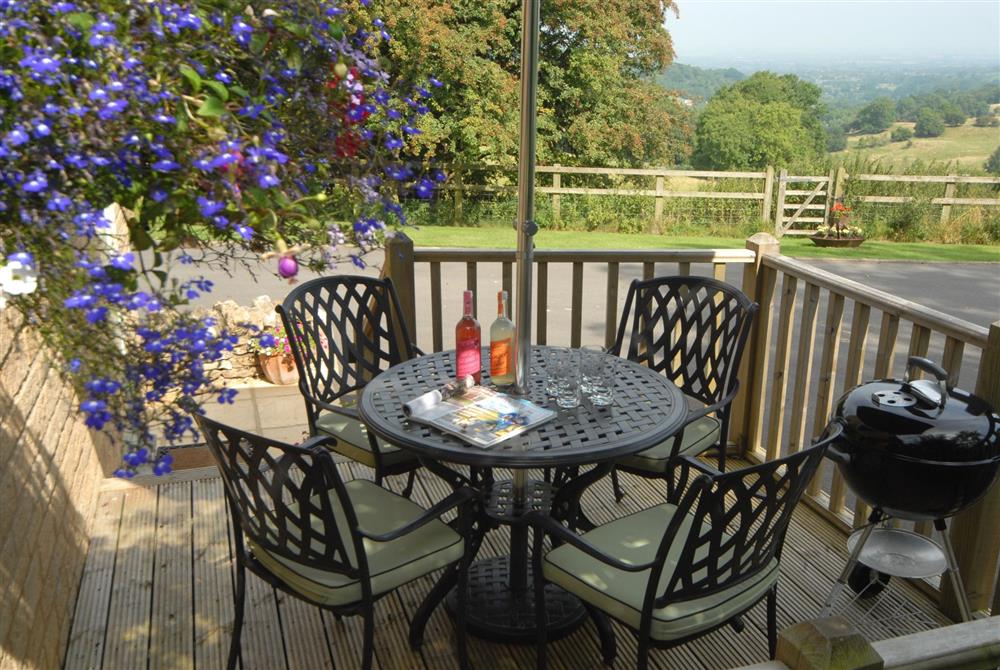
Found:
[412,248,757,264]
[761,254,989,347]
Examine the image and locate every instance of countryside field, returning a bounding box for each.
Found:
[833,119,1000,168]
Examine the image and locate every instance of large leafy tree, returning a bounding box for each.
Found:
[365,0,690,168]
[854,98,896,134]
[692,72,827,170]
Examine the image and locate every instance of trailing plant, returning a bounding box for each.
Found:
[0,0,441,476]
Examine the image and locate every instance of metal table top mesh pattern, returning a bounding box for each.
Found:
[359,346,687,468]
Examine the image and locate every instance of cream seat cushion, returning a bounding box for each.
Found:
[316,413,415,469]
[248,479,463,606]
[543,503,779,641]
[619,415,720,473]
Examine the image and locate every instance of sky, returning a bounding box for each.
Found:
[667,0,1000,65]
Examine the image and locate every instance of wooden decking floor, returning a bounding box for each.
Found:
[64,462,951,670]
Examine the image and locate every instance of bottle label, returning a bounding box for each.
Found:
[456,340,481,378]
[490,338,511,377]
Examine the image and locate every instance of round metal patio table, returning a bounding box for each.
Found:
[359,346,687,645]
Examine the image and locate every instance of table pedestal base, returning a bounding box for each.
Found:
[444,556,587,644]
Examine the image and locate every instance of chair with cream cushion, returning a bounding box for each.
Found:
[278,275,422,496]
[608,276,758,501]
[194,414,474,670]
[527,425,841,670]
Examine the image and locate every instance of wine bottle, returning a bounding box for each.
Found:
[455,289,482,384]
[489,290,515,386]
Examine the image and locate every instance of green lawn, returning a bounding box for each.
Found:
[832,120,1000,168]
[404,226,1000,262]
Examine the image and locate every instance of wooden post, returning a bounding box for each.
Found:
[762,166,775,224]
[776,617,883,670]
[452,168,464,226]
[942,320,1000,618]
[822,167,836,228]
[383,232,417,357]
[552,165,562,226]
[774,169,788,237]
[731,232,781,454]
[833,166,847,201]
[654,174,665,227]
[940,173,957,224]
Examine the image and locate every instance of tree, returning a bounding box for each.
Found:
[891,126,914,142]
[914,108,945,138]
[373,0,690,167]
[827,127,848,152]
[855,98,895,134]
[986,147,1000,175]
[692,72,826,169]
[942,106,967,127]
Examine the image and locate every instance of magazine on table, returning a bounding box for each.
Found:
[402,376,555,448]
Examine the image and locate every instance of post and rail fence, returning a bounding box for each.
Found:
[440,163,1000,237]
[383,231,1000,621]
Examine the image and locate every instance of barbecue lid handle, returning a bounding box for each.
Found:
[904,356,949,409]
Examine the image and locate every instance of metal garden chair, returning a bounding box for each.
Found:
[608,276,758,500]
[527,425,842,670]
[278,275,422,497]
[194,414,475,670]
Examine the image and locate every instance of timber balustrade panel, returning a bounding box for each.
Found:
[409,248,756,352]
[740,253,992,604]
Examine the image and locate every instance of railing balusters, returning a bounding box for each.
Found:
[678,261,691,276]
[571,262,583,348]
[941,336,965,387]
[832,302,871,520]
[605,262,619,349]
[537,262,548,345]
[713,262,726,282]
[788,283,820,454]
[502,261,512,299]
[907,324,932,376]
[745,264,778,459]
[643,262,654,281]
[430,262,443,352]
[764,274,799,460]
[808,292,845,498]
[874,312,901,378]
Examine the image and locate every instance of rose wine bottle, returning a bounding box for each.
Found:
[455,290,481,384]
[489,290,515,386]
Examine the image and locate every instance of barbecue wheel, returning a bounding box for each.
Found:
[848,564,891,599]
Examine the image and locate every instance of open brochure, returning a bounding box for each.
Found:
[402,378,555,448]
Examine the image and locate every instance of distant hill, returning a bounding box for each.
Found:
[832,119,1000,169]
[655,63,745,104]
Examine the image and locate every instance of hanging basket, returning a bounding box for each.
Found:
[258,353,299,385]
[810,234,865,248]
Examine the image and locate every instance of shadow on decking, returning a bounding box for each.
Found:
[64,463,951,670]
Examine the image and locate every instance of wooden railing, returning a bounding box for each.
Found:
[382,232,1000,618]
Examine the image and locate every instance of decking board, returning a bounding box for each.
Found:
[67,464,950,670]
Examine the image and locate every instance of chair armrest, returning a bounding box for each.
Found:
[411,344,426,357]
[359,487,476,543]
[300,435,341,452]
[523,511,655,573]
[310,398,360,420]
[686,380,740,423]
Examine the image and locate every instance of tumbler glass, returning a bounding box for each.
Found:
[587,355,616,407]
[580,345,607,394]
[551,348,581,409]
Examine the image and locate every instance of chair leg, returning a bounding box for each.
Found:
[401,469,416,498]
[718,444,727,473]
[361,605,376,670]
[228,560,247,670]
[636,637,650,670]
[767,586,778,660]
[533,527,548,670]
[409,563,460,650]
[611,467,625,503]
[456,555,470,670]
[584,604,617,666]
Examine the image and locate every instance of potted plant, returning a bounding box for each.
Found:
[811,200,866,247]
[249,322,300,386]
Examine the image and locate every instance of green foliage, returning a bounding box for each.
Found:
[890,126,914,142]
[914,109,945,138]
[693,72,826,169]
[377,0,690,168]
[974,114,1000,128]
[942,108,968,127]
[986,147,1000,175]
[896,83,999,121]
[854,98,895,134]
[654,62,745,104]
[826,128,848,152]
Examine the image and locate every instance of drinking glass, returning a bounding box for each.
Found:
[580,345,607,394]
[587,355,616,407]
[544,346,568,396]
[551,348,581,409]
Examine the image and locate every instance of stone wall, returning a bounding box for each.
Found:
[193,295,282,384]
[0,314,118,670]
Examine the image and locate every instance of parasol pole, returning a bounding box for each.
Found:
[513,0,541,396]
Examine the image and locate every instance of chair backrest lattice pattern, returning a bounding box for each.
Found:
[278,276,415,408]
[612,277,758,409]
[654,428,839,608]
[195,414,363,578]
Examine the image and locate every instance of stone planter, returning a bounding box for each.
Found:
[258,353,299,385]
[810,235,865,248]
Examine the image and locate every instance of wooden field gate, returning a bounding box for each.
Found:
[774,168,837,236]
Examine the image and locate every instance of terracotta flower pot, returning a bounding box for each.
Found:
[258,353,299,385]
[809,234,865,248]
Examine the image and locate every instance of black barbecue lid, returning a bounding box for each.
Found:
[833,357,999,462]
